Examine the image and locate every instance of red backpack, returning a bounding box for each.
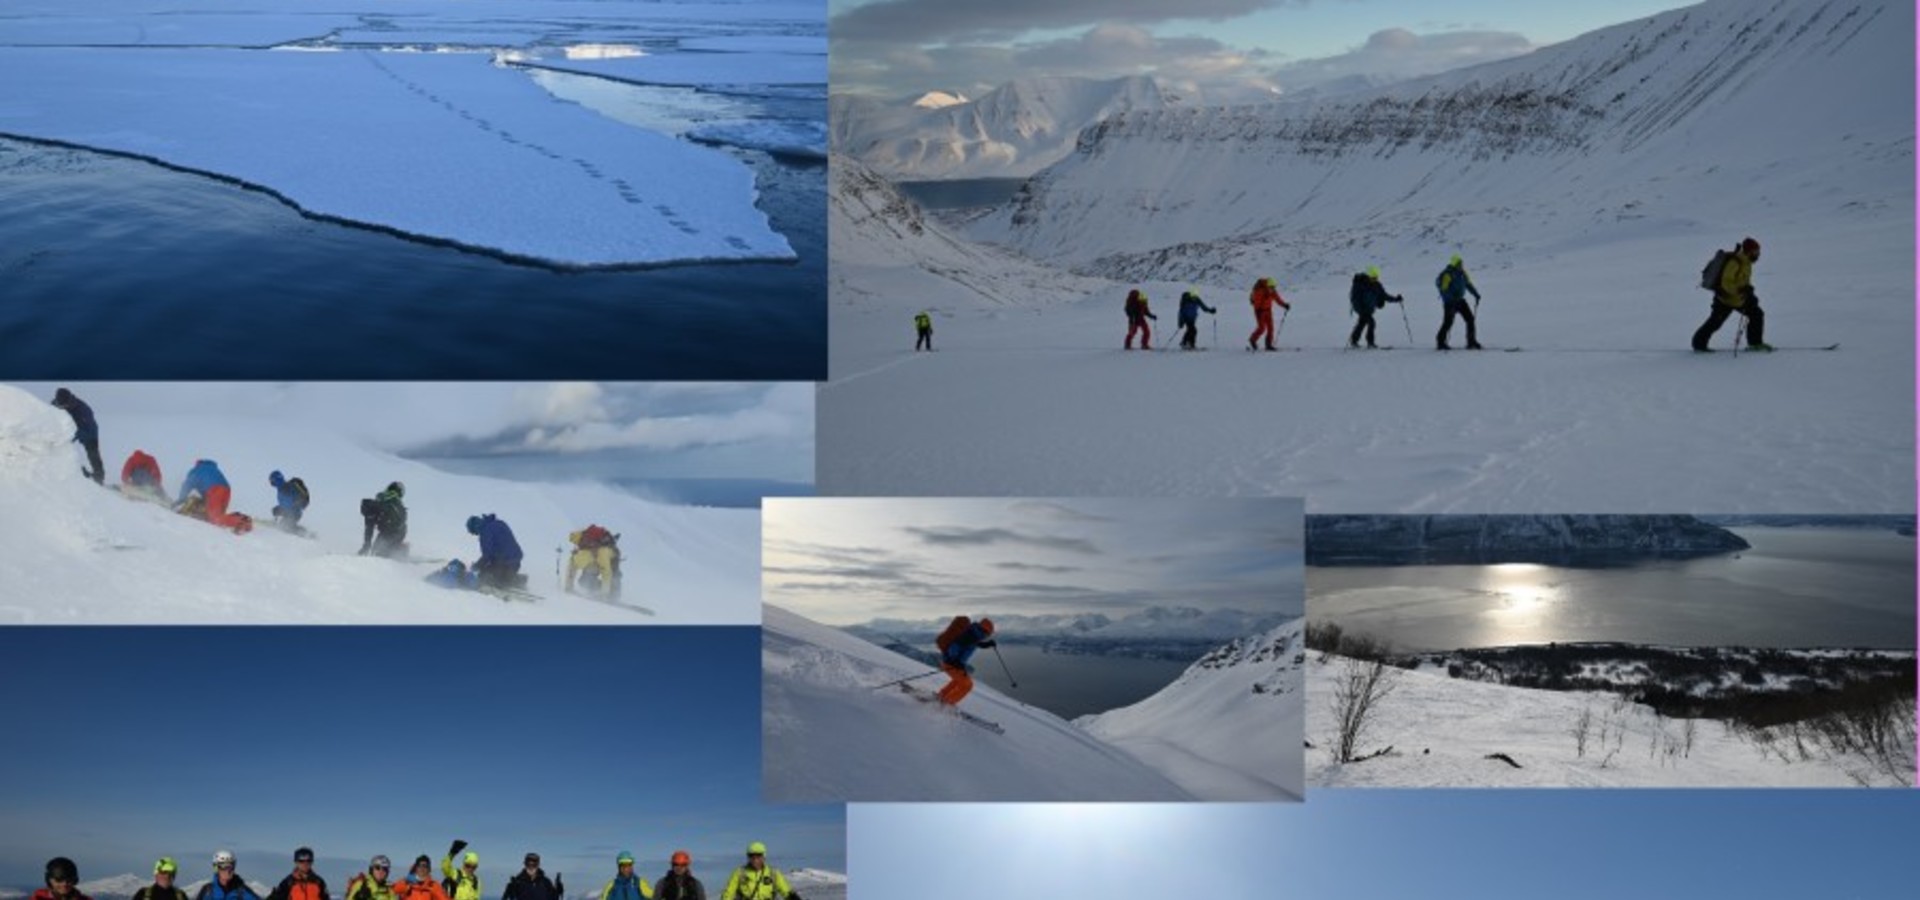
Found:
[935,615,971,653]
[579,524,615,548]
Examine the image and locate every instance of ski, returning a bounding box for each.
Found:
[897,684,1005,734]
[477,584,540,604]
[563,588,657,616]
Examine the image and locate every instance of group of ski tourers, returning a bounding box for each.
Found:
[32,842,806,900]
[909,237,1774,353]
[46,390,626,599]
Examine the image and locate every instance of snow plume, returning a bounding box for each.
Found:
[0,384,759,624]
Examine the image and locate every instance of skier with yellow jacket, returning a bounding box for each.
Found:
[719,843,799,900]
[439,842,480,900]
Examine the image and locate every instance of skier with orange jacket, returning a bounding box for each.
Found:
[935,616,997,706]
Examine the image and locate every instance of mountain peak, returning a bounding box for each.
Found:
[912,90,968,109]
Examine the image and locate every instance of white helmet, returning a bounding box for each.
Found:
[213,851,236,869]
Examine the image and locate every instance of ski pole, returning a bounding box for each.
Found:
[555,546,563,590]
[992,644,1018,688]
[1733,317,1744,358]
[1275,306,1290,346]
[1398,298,1413,345]
[1212,314,1218,349]
[869,670,944,691]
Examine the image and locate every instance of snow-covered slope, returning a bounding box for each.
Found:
[0,385,756,624]
[820,0,1912,513]
[980,0,1910,265]
[1077,619,1305,799]
[785,870,846,900]
[832,75,1174,179]
[1305,650,1915,787]
[761,604,1198,801]
[828,153,1105,312]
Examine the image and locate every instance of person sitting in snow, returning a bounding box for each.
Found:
[1122,289,1156,350]
[466,514,524,589]
[564,524,622,598]
[1348,267,1401,349]
[359,482,407,558]
[1176,289,1216,350]
[425,559,477,590]
[121,449,166,501]
[175,459,253,534]
[268,470,311,532]
[935,616,996,706]
[50,388,104,485]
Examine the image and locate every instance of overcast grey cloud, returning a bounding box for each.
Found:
[763,498,1304,624]
[833,0,1300,44]
[1264,27,1535,90]
[903,525,1102,555]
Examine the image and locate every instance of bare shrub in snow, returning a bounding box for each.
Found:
[1331,653,1400,764]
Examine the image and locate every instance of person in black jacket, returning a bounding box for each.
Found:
[267,848,330,900]
[134,859,188,900]
[1347,268,1401,349]
[656,851,705,900]
[501,854,561,900]
[51,388,104,484]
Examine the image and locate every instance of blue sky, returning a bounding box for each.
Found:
[830,0,1688,97]
[852,791,1920,898]
[0,628,842,888]
[764,498,1305,624]
[8,383,814,484]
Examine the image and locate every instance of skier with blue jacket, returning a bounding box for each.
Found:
[1176,289,1216,350]
[936,617,997,706]
[466,514,524,589]
[1434,254,1483,350]
[176,459,253,533]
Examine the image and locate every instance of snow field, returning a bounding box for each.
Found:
[0,386,758,624]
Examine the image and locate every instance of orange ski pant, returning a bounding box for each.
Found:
[937,663,974,705]
[202,485,248,530]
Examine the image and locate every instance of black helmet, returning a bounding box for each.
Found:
[51,388,74,406]
[387,481,405,497]
[46,857,78,885]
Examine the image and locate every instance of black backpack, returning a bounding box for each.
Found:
[1699,248,1734,292]
[288,477,310,508]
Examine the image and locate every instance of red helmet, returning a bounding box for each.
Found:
[979,618,995,635]
[671,851,691,867]
[1740,237,1761,256]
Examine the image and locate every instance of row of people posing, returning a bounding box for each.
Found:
[36,843,803,900]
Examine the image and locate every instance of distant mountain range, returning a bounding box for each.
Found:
[1306,515,1751,566]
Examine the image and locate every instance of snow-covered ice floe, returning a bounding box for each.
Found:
[0,46,794,267]
[508,49,827,88]
[689,120,827,160]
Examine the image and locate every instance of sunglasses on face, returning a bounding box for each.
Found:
[372,867,390,873]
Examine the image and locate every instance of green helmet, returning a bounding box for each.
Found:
[616,851,635,866]
[746,842,767,856]
[1450,254,1463,267]
[1366,266,1380,279]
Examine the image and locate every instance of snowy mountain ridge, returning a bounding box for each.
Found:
[1306,514,1750,565]
[831,74,1175,178]
[980,0,1910,273]
[1077,619,1306,799]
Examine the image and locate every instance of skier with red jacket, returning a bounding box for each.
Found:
[38,858,92,900]
[1247,277,1291,351]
